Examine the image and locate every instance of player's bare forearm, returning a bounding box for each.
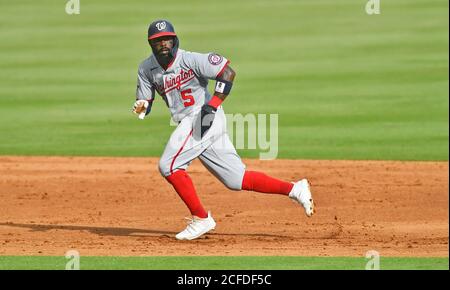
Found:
[214,65,235,101]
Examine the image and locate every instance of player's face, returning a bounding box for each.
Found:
[150,36,175,56]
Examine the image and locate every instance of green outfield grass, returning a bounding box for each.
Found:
[0,0,447,160]
[0,256,448,270]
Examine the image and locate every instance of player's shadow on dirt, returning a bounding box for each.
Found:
[0,222,176,238]
[0,223,291,239]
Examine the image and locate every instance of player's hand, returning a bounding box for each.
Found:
[199,104,217,138]
[132,100,149,120]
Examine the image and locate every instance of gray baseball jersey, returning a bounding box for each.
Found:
[135,48,246,189]
[136,49,229,122]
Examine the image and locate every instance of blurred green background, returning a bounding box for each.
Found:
[0,0,448,160]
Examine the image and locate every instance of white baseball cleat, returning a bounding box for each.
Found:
[175,211,216,240]
[289,179,316,217]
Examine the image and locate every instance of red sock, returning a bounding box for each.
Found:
[241,171,294,195]
[165,170,208,218]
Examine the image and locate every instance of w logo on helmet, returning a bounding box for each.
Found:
[148,20,177,41]
[156,22,167,31]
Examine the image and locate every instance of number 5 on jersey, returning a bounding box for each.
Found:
[180,89,195,107]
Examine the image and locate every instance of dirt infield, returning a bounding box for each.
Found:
[0,156,448,257]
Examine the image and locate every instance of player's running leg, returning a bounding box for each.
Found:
[159,114,221,240]
[241,171,315,217]
[198,110,315,216]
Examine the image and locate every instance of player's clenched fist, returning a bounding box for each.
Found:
[133,100,148,114]
[132,100,150,119]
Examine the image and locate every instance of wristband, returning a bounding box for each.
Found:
[208,95,223,109]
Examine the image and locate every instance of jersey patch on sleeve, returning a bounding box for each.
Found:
[208,53,223,65]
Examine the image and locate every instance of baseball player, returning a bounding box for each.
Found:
[133,20,315,240]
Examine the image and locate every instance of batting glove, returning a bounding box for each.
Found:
[132,100,151,120]
[199,104,217,138]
